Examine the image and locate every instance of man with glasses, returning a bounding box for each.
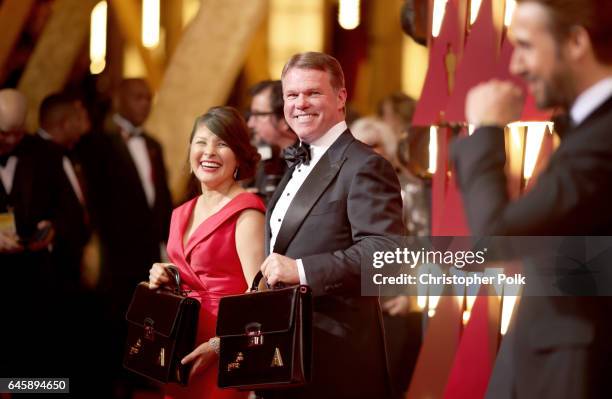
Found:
[247,80,297,203]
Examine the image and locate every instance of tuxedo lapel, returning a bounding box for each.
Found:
[12,154,33,221]
[272,130,353,255]
[0,178,7,211]
[109,132,150,207]
[265,165,295,256]
[144,135,161,201]
[0,157,11,211]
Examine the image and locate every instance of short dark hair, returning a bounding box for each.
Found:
[518,0,612,64]
[377,92,416,127]
[249,80,285,120]
[190,106,260,180]
[39,92,76,128]
[281,52,345,92]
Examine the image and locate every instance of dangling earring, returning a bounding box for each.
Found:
[233,167,239,180]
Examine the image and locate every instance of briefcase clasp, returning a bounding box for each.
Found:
[245,322,263,347]
[144,318,155,341]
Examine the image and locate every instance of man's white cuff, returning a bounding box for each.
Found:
[296,259,308,285]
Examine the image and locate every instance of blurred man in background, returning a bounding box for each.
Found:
[453,0,612,397]
[37,93,91,292]
[78,78,172,398]
[0,88,68,378]
[247,80,297,203]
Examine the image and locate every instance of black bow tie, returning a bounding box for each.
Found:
[283,142,311,168]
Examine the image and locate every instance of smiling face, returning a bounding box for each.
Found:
[189,125,238,189]
[509,2,576,109]
[282,68,347,144]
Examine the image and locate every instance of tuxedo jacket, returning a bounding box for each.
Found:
[452,95,612,398]
[36,138,91,290]
[0,135,67,279]
[252,145,291,205]
[77,128,172,297]
[0,134,73,375]
[264,130,405,399]
[1,136,61,236]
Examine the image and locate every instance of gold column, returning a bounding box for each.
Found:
[108,0,163,90]
[401,36,429,100]
[268,0,325,78]
[145,0,268,198]
[243,14,271,90]
[366,0,404,112]
[0,0,36,81]
[163,0,184,63]
[18,0,98,131]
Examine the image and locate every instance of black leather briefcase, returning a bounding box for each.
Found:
[216,272,312,390]
[123,266,200,385]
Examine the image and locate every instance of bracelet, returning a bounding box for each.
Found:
[208,336,220,354]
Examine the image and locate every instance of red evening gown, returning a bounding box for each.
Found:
[163,192,265,399]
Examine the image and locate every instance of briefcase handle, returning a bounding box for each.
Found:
[250,271,287,292]
[165,264,182,292]
[250,271,265,292]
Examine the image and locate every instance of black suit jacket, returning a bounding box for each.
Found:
[265,130,405,399]
[452,95,612,398]
[252,145,291,205]
[77,128,172,305]
[0,135,77,266]
[35,138,91,291]
[0,134,70,375]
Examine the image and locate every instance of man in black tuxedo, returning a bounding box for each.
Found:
[77,78,172,396]
[0,89,63,277]
[259,52,405,399]
[452,0,612,397]
[37,93,91,292]
[0,89,69,376]
[79,78,172,305]
[36,92,113,396]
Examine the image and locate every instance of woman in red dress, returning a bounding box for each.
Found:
[149,106,264,399]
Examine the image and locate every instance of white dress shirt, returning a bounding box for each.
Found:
[570,77,612,126]
[269,120,348,284]
[0,156,18,195]
[112,113,156,208]
[37,129,85,205]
